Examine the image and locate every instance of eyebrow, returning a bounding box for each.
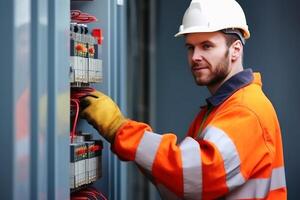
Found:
[185,40,215,47]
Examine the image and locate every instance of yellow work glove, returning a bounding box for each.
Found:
[80,90,128,143]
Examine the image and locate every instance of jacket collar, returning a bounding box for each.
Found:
[206,68,254,107]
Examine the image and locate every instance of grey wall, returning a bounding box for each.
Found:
[153,0,300,198]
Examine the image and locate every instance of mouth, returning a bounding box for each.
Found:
[192,65,209,73]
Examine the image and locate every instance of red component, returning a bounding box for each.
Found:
[90,145,102,152]
[75,44,84,51]
[88,47,95,54]
[92,29,103,45]
[76,147,87,156]
[82,47,88,53]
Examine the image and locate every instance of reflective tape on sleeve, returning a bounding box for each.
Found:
[135,131,162,172]
[201,126,245,191]
[180,137,202,200]
[226,166,286,199]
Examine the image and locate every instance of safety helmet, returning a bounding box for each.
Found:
[175,0,250,41]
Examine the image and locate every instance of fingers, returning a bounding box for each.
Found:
[90,91,106,98]
[79,91,104,109]
[80,97,92,111]
[79,93,99,100]
[79,90,106,100]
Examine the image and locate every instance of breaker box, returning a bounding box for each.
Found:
[69,4,107,199]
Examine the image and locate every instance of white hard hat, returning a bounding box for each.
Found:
[175,0,250,40]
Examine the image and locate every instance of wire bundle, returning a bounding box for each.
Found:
[70,87,95,143]
[71,186,108,200]
[71,10,98,23]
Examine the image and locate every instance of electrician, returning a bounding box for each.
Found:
[81,0,287,199]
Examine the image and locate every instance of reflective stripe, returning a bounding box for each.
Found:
[226,166,286,200]
[270,166,286,190]
[157,184,181,200]
[180,137,202,200]
[135,131,162,172]
[201,126,245,191]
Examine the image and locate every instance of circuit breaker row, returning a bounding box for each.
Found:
[70,23,103,86]
[70,138,103,189]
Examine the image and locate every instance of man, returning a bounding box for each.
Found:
[81,0,287,199]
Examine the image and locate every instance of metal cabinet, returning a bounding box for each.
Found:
[0,0,127,199]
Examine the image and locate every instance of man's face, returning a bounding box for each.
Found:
[185,32,231,87]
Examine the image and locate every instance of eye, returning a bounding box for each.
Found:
[186,44,194,52]
[202,43,212,50]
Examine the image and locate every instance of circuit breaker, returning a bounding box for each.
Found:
[69,137,103,189]
[69,20,103,86]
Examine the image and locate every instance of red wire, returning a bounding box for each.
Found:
[71,87,95,99]
[71,10,98,23]
[71,186,107,200]
[78,191,98,200]
[70,87,95,143]
[86,187,108,200]
[70,99,80,143]
[71,10,81,18]
[98,192,107,200]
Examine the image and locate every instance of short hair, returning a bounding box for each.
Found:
[223,33,241,47]
[223,32,244,63]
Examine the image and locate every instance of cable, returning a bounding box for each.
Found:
[71,186,108,200]
[86,187,108,200]
[71,197,89,200]
[71,87,95,99]
[70,99,80,143]
[71,10,81,18]
[78,191,98,200]
[71,10,98,23]
[70,87,96,143]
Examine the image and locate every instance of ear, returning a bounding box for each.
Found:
[230,40,243,62]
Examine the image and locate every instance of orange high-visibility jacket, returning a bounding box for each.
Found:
[113,69,287,200]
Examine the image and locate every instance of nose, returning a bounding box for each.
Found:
[191,47,203,63]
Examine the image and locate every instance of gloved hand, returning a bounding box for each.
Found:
[80,90,128,143]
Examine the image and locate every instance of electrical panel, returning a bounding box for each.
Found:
[69,2,107,199]
[0,0,126,198]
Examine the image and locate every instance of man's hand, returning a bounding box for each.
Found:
[80,90,128,143]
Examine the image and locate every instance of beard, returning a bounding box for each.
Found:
[193,49,230,87]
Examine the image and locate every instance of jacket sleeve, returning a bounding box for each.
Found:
[112,106,274,199]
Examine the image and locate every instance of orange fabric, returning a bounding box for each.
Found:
[113,120,151,161]
[200,139,228,199]
[267,188,287,200]
[152,134,184,197]
[114,121,185,197]
[113,72,286,199]
[187,73,286,199]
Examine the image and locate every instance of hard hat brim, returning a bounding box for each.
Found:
[174,26,250,39]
